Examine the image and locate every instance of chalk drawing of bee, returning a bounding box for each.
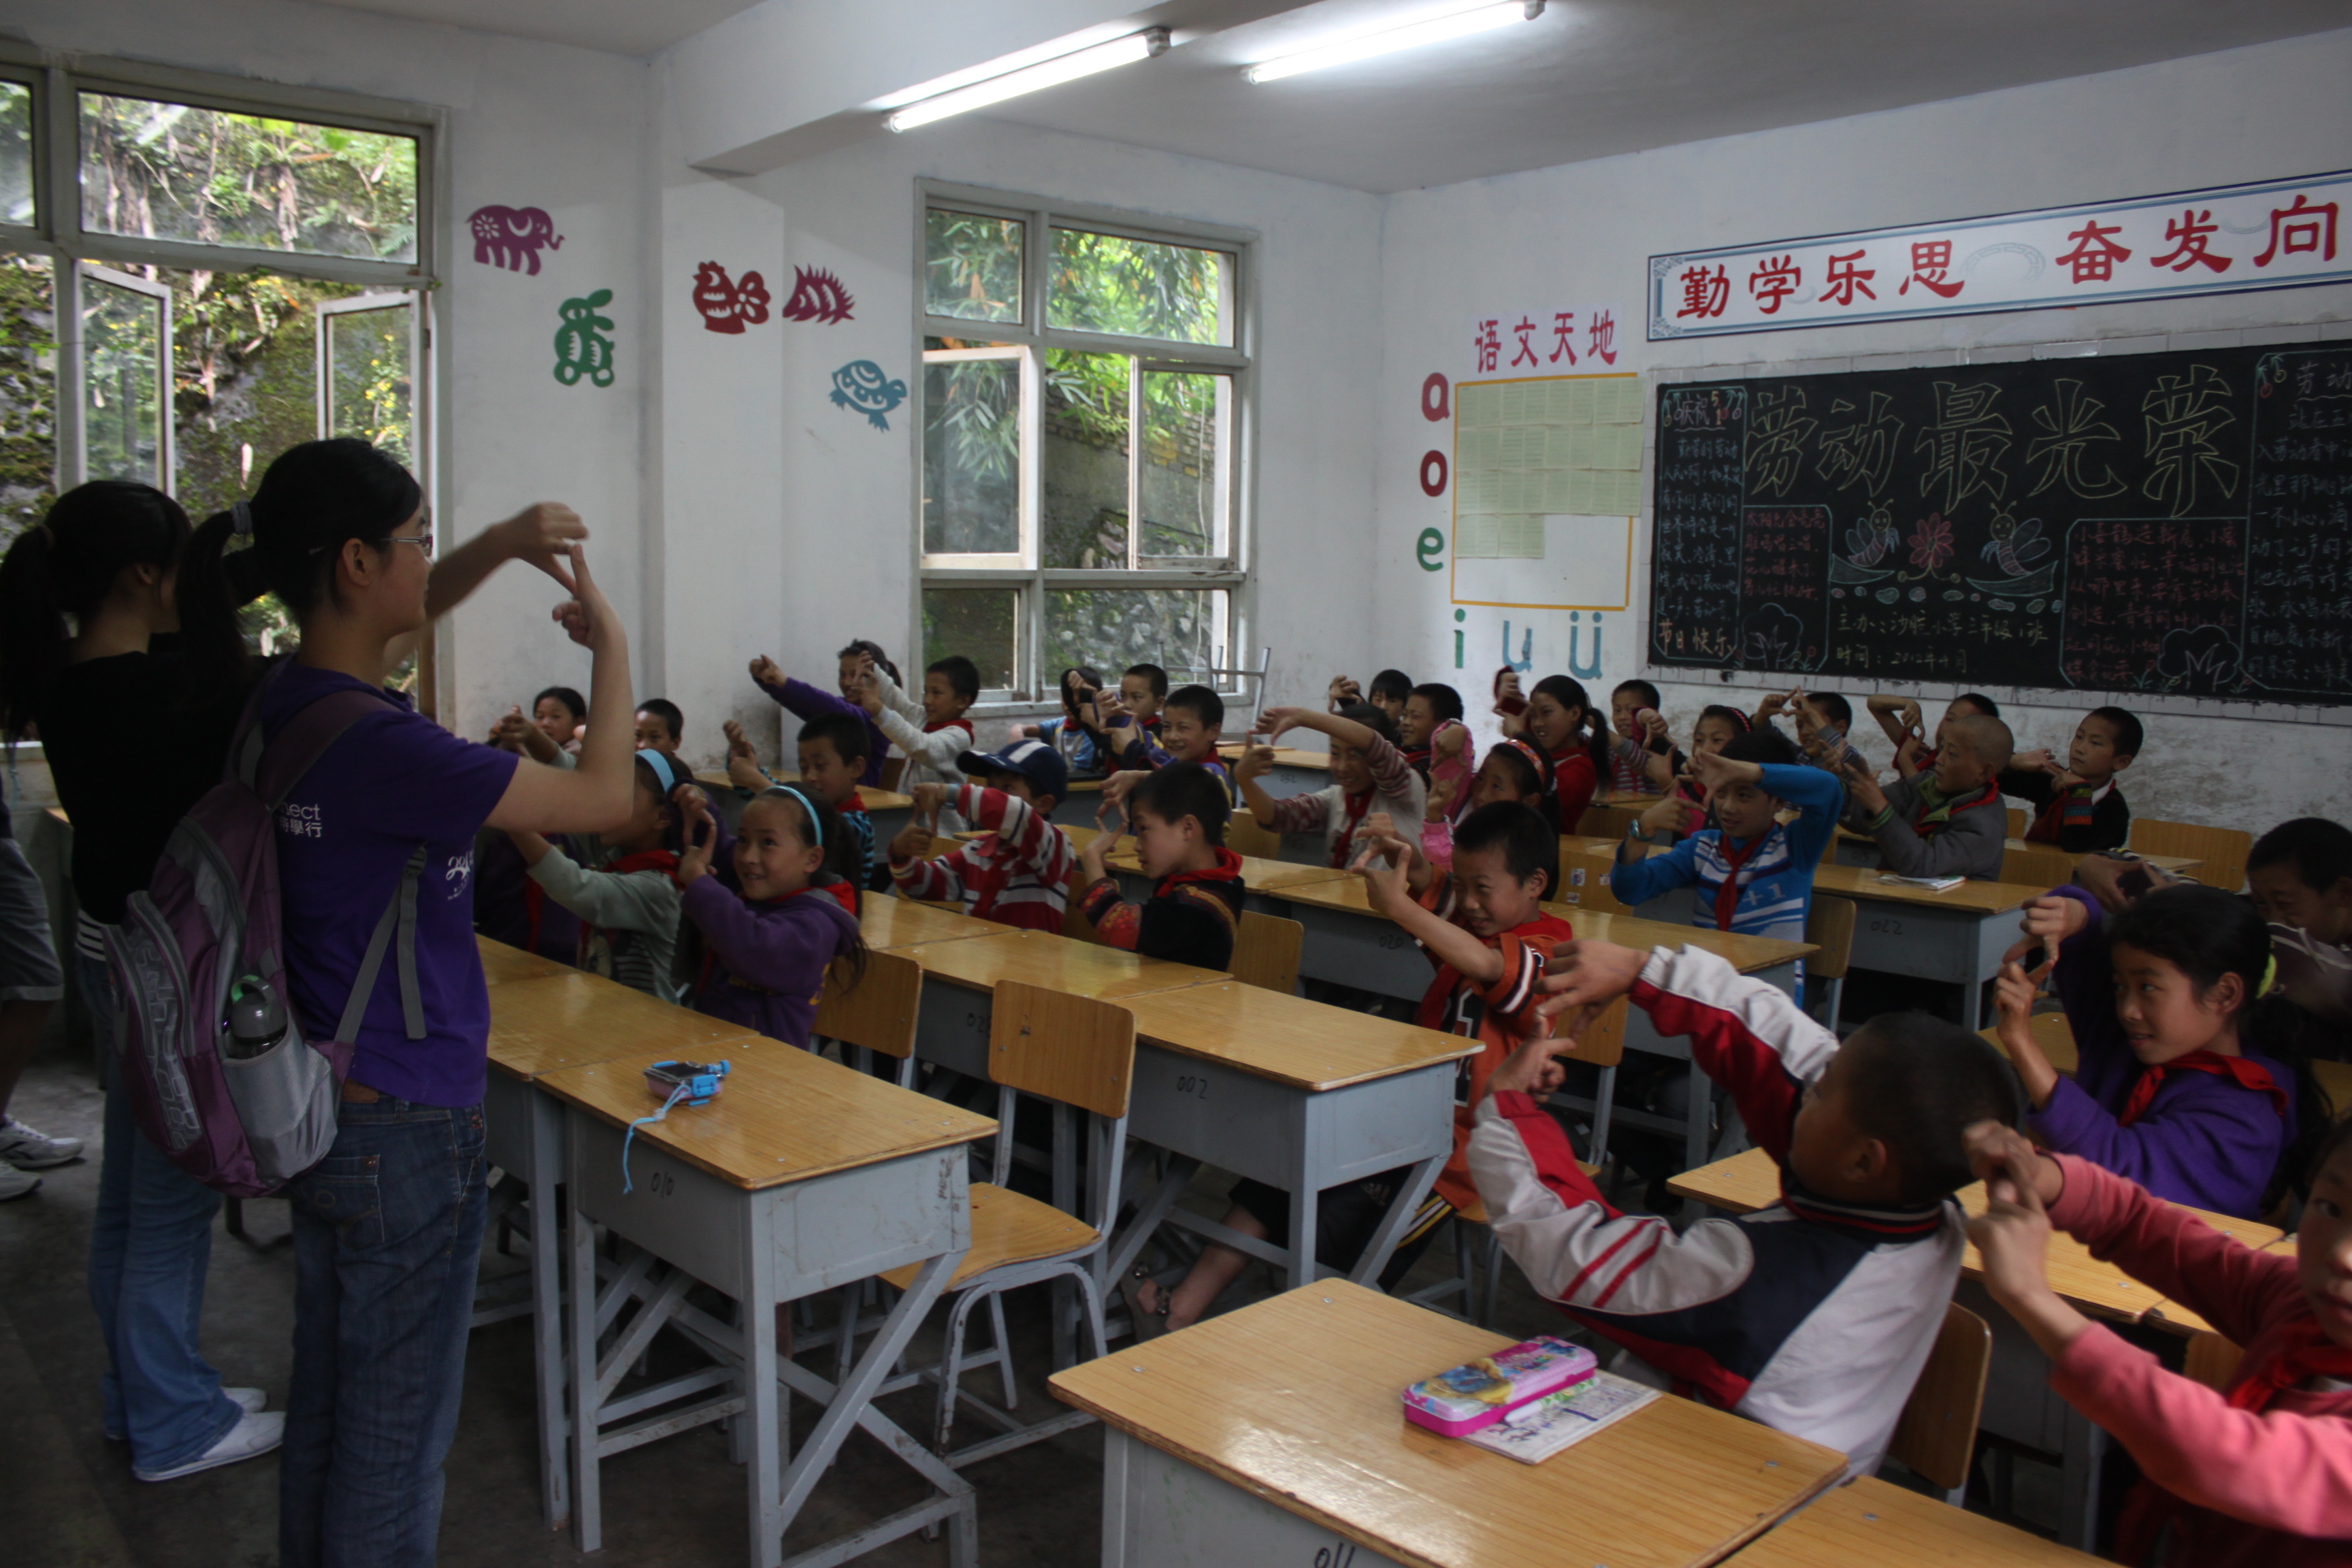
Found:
[1844,504,1902,568]
[1980,512,2050,577]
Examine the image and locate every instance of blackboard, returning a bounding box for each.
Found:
[1647,341,2352,702]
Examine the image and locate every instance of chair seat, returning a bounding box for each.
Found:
[880,1183,1098,1292]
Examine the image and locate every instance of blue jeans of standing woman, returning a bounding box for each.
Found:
[280,1092,487,1568]
[81,948,244,1473]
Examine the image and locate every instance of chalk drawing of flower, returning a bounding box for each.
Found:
[1908,512,1955,572]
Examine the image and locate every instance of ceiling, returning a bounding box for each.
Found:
[297,0,2352,192]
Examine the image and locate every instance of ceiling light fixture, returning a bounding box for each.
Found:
[887,28,1171,131]
[1244,0,1545,85]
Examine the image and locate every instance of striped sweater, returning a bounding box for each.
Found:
[889,782,1073,932]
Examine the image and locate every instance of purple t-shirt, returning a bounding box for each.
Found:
[263,662,519,1107]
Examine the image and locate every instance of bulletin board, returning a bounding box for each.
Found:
[1645,341,2352,703]
[1451,372,1643,612]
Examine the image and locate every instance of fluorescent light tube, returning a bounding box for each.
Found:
[887,29,1169,131]
[1245,1,1541,84]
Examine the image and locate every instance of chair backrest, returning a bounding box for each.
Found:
[812,949,921,1060]
[1978,1010,2080,1075]
[1555,849,1633,915]
[1889,1301,1992,1493]
[1232,911,1303,995]
[2131,818,2253,894]
[2001,844,2077,892]
[2183,1330,2246,1392]
[1226,810,1282,860]
[2006,806,2026,838]
[1578,805,1639,839]
[879,755,907,793]
[1061,861,1105,946]
[1804,895,1857,981]
[1565,996,1629,1070]
[987,979,1137,1120]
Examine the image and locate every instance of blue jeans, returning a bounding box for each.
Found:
[280,1093,487,1568]
[82,949,241,1472]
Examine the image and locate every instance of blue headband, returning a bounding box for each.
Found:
[759,783,823,852]
[636,747,682,796]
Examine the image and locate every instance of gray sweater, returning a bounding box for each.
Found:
[525,845,684,1002]
[1846,774,2007,881]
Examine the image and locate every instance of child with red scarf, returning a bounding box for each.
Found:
[506,752,686,1000]
[892,740,1075,932]
[1840,711,2012,882]
[1967,1118,2352,1567]
[1237,702,1424,869]
[1076,763,1244,973]
[2000,705,2139,854]
[672,782,864,1047]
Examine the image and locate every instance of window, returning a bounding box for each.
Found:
[919,184,1251,706]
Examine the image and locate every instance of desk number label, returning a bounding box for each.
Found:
[642,1169,676,1198]
[1376,931,1412,951]
[1174,1074,1209,1102]
[1868,915,1904,936]
[1316,1546,1358,1568]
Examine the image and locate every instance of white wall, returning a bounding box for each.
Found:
[12,0,651,742]
[645,76,1389,766]
[1373,27,2352,834]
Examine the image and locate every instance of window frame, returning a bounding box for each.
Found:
[914,180,1257,713]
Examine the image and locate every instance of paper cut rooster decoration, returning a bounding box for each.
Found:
[692,263,771,334]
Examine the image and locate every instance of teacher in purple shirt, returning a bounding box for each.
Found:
[180,438,637,1568]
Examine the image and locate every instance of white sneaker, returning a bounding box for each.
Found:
[0,1160,37,1200]
[108,1387,267,1443]
[0,1115,84,1169]
[133,1408,284,1482]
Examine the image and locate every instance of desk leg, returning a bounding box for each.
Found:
[1286,1143,1318,1294]
[566,1202,602,1553]
[745,1203,784,1568]
[1344,1154,1444,1289]
[2059,1405,2107,1554]
[527,1089,570,1531]
[1104,1155,1199,1296]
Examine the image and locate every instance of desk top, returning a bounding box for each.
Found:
[1269,874,1816,976]
[1217,745,1330,770]
[693,770,916,812]
[1667,1147,2282,1323]
[478,935,576,986]
[860,896,1008,951]
[1107,848,1354,896]
[536,1044,995,1190]
[1833,826,2202,876]
[1980,1012,2080,1075]
[1051,1282,1844,1568]
[1124,981,1477,1091]
[1596,788,1667,807]
[898,929,1228,1002]
[1727,1474,2101,1566]
[1810,863,2043,914]
[486,970,760,1082]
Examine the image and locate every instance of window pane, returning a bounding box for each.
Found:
[0,255,55,538]
[922,350,1020,555]
[79,93,420,262]
[325,302,414,469]
[1049,228,1226,346]
[923,587,1019,693]
[1139,370,1228,559]
[82,273,165,488]
[0,82,32,226]
[1043,349,1130,569]
[926,208,1023,324]
[167,269,369,523]
[1044,588,1228,688]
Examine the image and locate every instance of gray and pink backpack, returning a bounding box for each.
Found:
[102,660,427,1196]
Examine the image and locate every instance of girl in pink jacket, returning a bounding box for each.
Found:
[1967,1121,2352,1566]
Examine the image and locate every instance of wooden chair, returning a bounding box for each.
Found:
[1532,996,1631,1172]
[811,949,922,1088]
[1230,911,1302,995]
[863,981,1136,1468]
[2316,1058,2352,1120]
[2001,844,2077,891]
[1554,849,1633,915]
[2006,806,2027,838]
[1226,809,1282,860]
[1979,1009,2079,1075]
[1889,1301,1993,1504]
[2183,1330,2245,1392]
[2131,817,2252,893]
[1062,862,1105,946]
[1804,894,1857,1030]
[879,755,907,793]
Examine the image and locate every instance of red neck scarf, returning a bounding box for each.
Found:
[1332,789,1375,868]
[924,718,974,736]
[1158,847,1244,894]
[608,848,681,878]
[2117,1049,2288,1128]
[1916,778,2002,838]
[1712,832,1765,932]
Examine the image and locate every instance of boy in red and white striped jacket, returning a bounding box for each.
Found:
[1469,938,2019,1474]
[889,740,1074,932]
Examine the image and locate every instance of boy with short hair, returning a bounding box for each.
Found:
[1759,688,1865,775]
[1470,940,2021,1473]
[634,698,686,759]
[1239,703,1426,869]
[1999,705,2140,853]
[1842,713,2012,881]
[863,653,981,830]
[798,712,877,890]
[1128,801,1571,1335]
[1116,663,1168,734]
[1365,668,1413,727]
[1104,683,1235,805]
[893,738,1075,932]
[2250,817,2352,1029]
[1075,762,1244,970]
[747,642,896,789]
[1614,728,1842,990]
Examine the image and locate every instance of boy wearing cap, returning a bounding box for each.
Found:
[890,738,1076,932]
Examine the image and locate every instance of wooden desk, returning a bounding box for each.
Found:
[859,895,1007,951]
[1804,866,2044,1030]
[477,934,574,986]
[1216,744,1328,800]
[1833,827,2200,879]
[1101,982,1477,1301]
[481,967,762,1528]
[1980,1011,2080,1075]
[1597,787,1667,806]
[1728,1474,2101,1566]
[539,1046,995,1567]
[1052,1282,1846,1568]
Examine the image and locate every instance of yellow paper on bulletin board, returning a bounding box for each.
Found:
[1451,372,1641,612]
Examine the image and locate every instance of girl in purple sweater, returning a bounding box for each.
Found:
[673,783,865,1046]
[1997,883,2317,1219]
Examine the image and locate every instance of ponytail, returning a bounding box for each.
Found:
[0,481,195,738]
[1531,673,1610,777]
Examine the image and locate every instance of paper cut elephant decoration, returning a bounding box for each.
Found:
[470,205,564,275]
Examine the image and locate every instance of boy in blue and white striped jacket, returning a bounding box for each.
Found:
[1607,728,1842,1003]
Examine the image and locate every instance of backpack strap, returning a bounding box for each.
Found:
[336,843,430,1045]
[235,659,406,813]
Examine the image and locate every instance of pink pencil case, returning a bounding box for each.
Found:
[1401,1336,1597,1437]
